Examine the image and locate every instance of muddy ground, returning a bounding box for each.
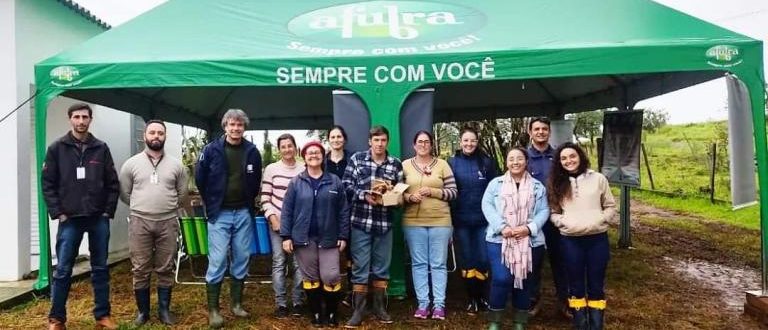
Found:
[1,199,765,329]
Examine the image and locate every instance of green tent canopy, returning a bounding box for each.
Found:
[34,0,766,292]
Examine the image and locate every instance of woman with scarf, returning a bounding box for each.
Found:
[548,142,616,330]
[481,147,549,330]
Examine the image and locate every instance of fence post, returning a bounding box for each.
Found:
[710,142,717,204]
[641,143,655,190]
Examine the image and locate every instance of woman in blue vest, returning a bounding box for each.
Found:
[447,127,498,314]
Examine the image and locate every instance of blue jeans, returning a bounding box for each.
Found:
[487,242,544,311]
[529,221,568,302]
[560,232,610,300]
[404,226,453,309]
[454,225,488,273]
[205,208,254,283]
[350,227,393,284]
[49,215,111,322]
[269,229,304,307]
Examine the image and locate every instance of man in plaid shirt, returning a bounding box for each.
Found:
[342,125,403,328]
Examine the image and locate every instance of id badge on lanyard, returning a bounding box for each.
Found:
[76,167,86,180]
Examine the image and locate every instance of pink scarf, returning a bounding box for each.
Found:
[501,171,534,289]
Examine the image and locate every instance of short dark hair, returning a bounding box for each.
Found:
[506,146,530,162]
[67,103,92,118]
[369,125,389,139]
[327,125,348,141]
[528,117,551,131]
[276,133,297,149]
[459,126,479,140]
[145,119,166,131]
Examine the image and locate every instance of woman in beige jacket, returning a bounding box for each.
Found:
[547,142,616,330]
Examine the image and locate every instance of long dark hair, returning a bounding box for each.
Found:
[547,142,590,212]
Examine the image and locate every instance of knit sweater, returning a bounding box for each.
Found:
[402,158,457,227]
[119,151,188,221]
[261,160,305,219]
[550,170,617,236]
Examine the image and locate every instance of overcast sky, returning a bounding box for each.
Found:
[73,0,767,128]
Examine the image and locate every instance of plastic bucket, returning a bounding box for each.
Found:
[249,217,260,255]
[255,216,271,255]
[194,217,208,255]
[180,217,199,255]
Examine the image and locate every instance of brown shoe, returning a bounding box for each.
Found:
[48,318,66,330]
[95,316,118,329]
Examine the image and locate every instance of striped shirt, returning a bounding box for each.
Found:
[261,160,305,219]
[402,158,457,227]
[342,150,403,234]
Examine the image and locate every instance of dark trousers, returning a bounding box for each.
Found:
[560,232,610,300]
[128,216,179,289]
[49,215,111,322]
[454,225,489,273]
[487,242,544,310]
[529,221,568,301]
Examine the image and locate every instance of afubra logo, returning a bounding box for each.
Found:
[288,1,485,43]
[705,45,742,68]
[50,66,82,87]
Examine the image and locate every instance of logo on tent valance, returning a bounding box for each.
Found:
[288,1,486,44]
[50,66,83,87]
[706,45,743,68]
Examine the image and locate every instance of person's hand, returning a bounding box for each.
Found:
[338,240,347,252]
[365,193,380,206]
[268,215,280,232]
[282,240,293,254]
[59,214,68,223]
[418,187,432,197]
[501,226,514,238]
[408,193,423,203]
[511,226,531,240]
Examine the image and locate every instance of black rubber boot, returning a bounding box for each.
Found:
[513,309,528,330]
[306,287,324,328]
[157,286,176,325]
[230,279,249,317]
[464,276,479,314]
[371,288,393,323]
[588,308,604,330]
[133,288,150,326]
[572,308,589,330]
[323,289,341,327]
[344,290,367,328]
[207,282,224,329]
[475,276,489,312]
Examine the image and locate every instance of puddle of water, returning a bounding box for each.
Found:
[665,257,761,311]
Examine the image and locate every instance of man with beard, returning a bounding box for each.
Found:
[119,120,188,326]
[42,103,120,330]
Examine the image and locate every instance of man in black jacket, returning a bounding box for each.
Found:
[42,103,120,330]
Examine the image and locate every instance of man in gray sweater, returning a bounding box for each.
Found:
[119,120,188,326]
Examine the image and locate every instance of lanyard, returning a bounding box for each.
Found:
[146,153,164,173]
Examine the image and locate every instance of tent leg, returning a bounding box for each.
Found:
[618,185,632,249]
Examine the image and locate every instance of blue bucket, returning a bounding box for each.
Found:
[249,218,260,255]
[254,216,271,255]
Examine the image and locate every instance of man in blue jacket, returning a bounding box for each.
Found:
[42,103,120,330]
[526,117,569,318]
[195,109,262,329]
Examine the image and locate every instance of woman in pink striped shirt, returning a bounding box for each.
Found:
[261,133,306,318]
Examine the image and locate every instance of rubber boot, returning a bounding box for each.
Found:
[207,282,224,329]
[371,280,393,324]
[513,309,529,330]
[463,272,479,314]
[475,275,490,312]
[133,288,150,326]
[587,302,605,330]
[487,309,503,330]
[230,279,249,317]
[157,286,176,325]
[306,286,324,328]
[569,297,589,330]
[323,288,341,327]
[344,285,368,328]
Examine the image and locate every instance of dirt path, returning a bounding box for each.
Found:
[626,199,763,320]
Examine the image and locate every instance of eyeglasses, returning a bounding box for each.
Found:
[305,151,323,156]
[415,140,431,145]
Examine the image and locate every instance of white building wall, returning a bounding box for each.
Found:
[3,0,102,280]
